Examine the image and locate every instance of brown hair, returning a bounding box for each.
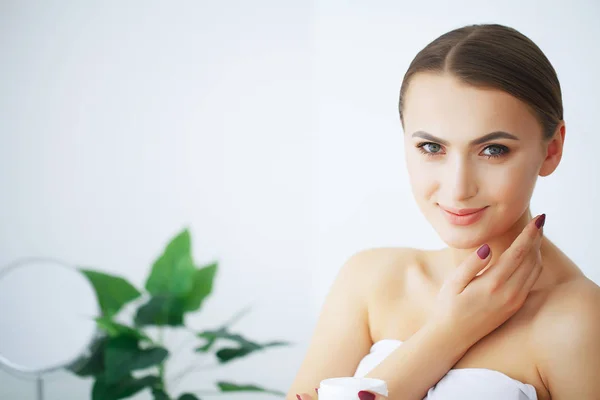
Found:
[398,24,563,140]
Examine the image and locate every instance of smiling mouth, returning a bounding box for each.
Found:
[439,205,489,226]
[439,206,488,216]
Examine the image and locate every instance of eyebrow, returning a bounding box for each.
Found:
[411,130,520,146]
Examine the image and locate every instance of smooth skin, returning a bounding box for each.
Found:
[294,215,545,400]
[287,73,600,400]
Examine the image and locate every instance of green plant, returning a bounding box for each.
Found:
[67,228,290,400]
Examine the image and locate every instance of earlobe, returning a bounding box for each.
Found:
[538,123,566,177]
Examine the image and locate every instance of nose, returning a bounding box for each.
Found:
[446,155,478,203]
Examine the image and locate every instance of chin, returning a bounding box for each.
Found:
[428,216,493,250]
[438,232,487,249]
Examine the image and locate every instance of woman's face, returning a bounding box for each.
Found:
[402,72,548,249]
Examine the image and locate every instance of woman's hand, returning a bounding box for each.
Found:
[431,213,545,348]
[295,389,389,400]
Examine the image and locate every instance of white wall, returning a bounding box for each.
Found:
[0,1,314,399]
[1,1,599,399]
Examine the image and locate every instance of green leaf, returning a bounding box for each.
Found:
[183,262,218,312]
[196,307,252,353]
[195,328,290,363]
[215,341,288,363]
[92,374,160,400]
[152,388,171,400]
[66,335,108,377]
[95,317,151,342]
[145,229,196,296]
[195,327,230,353]
[134,295,186,327]
[104,336,168,384]
[178,394,199,400]
[216,382,285,396]
[80,269,141,317]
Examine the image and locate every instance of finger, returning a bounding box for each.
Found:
[504,248,541,301]
[504,218,544,285]
[489,214,545,283]
[358,390,389,400]
[448,243,493,293]
[520,251,543,294]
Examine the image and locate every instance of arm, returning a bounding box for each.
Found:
[364,321,471,400]
[285,249,376,399]
[287,248,472,400]
[534,279,600,399]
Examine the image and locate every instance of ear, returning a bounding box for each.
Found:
[539,122,566,177]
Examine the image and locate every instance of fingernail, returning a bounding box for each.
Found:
[535,214,546,229]
[358,391,376,400]
[296,395,301,400]
[315,388,319,394]
[477,244,490,259]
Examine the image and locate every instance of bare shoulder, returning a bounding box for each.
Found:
[532,276,600,336]
[531,276,600,396]
[285,247,422,398]
[332,246,424,315]
[341,247,429,340]
[341,246,423,290]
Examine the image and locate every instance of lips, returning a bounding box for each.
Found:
[439,205,488,226]
[440,206,487,216]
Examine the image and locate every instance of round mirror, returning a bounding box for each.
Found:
[0,258,99,376]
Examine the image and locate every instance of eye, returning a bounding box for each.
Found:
[482,144,509,158]
[416,142,443,157]
[416,142,510,159]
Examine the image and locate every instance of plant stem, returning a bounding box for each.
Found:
[190,390,284,398]
[170,329,198,361]
[158,328,166,391]
[190,391,229,397]
[223,304,253,328]
[169,362,222,390]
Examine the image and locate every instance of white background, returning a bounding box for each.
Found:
[1,1,598,399]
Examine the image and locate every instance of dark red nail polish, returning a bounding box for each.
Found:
[358,391,376,400]
[477,244,490,259]
[535,214,546,229]
[296,395,301,400]
[315,388,319,394]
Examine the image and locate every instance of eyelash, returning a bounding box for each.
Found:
[416,142,510,159]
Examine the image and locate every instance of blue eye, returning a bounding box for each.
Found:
[416,142,510,159]
[417,143,442,156]
[482,145,509,158]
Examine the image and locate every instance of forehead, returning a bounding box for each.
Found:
[403,72,542,139]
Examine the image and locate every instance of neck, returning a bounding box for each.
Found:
[448,208,534,269]
[436,209,575,292]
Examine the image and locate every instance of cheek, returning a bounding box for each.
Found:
[405,153,435,197]
[489,158,539,205]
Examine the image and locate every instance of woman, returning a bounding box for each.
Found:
[287,23,600,400]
